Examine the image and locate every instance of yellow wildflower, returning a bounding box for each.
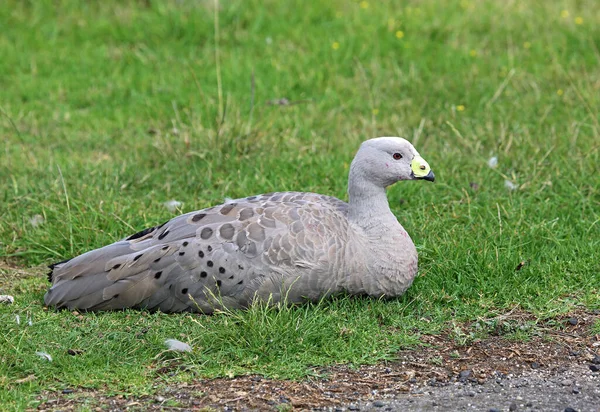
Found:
[560,10,569,18]
[359,1,369,9]
[460,0,469,9]
[523,42,531,49]
[557,89,564,96]
[457,105,465,112]
[372,108,379,115]
[332,42,340,50]
[396,30,404,39]
[575,17,583,25]
[469,49,477,57]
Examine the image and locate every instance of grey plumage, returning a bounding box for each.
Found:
[45,137,435,313]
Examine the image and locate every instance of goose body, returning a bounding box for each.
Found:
[44,137,434,313]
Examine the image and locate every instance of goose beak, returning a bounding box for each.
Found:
[411,156,435,182]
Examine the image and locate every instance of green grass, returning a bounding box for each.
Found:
[1,0,599,409]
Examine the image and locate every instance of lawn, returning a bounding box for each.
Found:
[1,0,599,409]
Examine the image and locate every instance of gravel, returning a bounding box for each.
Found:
[348,363,599,411]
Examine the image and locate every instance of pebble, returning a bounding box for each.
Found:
[564,408,578,412]
[567,317,578,326]
[373,400,385,407]
[488,409,501,412]
[459,370,473,379]
[62,389,73,394]
[572,388,580,394]
[348,406,360,411]
[591,355,600,365]
[155,396,165,403]
[561,379,572,386]
[509,402,517,411]
[530,362,540,369]
[589,365,599,372]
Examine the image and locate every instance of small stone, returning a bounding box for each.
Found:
[593,309,600,315]
[373,401,385,407]
[459,369,473,379]
[572,388,580,394]
[589,364,600,372]
[509,402,517,411]
[466,391,475,397]
[564,408,577,412]
[62,389,73,394]
[567,317,578,326]
[155,396,165,403]
[561,379,572,386]
[569,351,581,357]
[488,409,501,412]
[530,362,540,369]
[591,355,600,365]
[348,406,360,411]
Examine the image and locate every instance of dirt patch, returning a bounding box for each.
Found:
[35,310,600,411]
[0,261,44,291]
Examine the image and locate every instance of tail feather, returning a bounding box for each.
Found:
[47,258,73,283]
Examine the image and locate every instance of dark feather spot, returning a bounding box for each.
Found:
[219,267,226,274]
[133,254,143,261]
[181,288,188,294]
[207,245,213,252]
[238,265,244,270]
[207,260,214,267]
[198,250,204,258]
[247,196,257,201]
[200,227,213,239]
[192,213,206,222]
[154,271,162,279]
[182,241,189,247]
[162,246,169,250]
[216,280,222,287]
[112,264,121,270]
[154,257,161,263]
[158,230,170,240]
[229,275,234,279]
[239,208,254,221]
[126,221,167,241]
[220,203,237,215]
[179,251,185,256]
[200,271,207,278]
[113,294,119,299]
[237,280,243,285]
[219,223,235,239]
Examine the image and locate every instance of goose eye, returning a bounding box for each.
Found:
[392,153,403,160]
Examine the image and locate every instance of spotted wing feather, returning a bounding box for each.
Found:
[45,192,350,313]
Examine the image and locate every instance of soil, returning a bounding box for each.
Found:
[35,310,600,411]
